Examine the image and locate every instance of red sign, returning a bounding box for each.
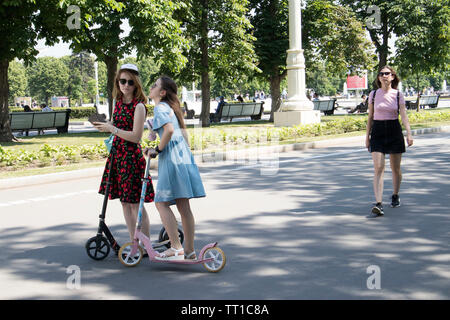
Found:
[346,75,367,90]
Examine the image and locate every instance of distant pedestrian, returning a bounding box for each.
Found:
[17,105,33,136]
[41,104,53,112]
[210,96,225,123]
[348,94,368,114]
[365,65,413,216]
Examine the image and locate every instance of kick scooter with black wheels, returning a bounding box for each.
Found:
[85,147,184,260]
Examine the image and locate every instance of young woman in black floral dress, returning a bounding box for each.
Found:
[93,64,154,241]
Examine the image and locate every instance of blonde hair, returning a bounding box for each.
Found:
[112,69,147,103]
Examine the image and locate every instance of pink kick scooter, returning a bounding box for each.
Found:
[118,153,226,272]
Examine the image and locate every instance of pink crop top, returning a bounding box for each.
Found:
[369,88,405,120]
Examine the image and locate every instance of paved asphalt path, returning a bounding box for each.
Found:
[1,131,449,300]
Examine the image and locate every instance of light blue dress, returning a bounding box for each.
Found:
[152,102,206,204]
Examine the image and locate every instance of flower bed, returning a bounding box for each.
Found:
[2,110,449,171]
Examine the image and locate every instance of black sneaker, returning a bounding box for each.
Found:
[391,194,400,208]
[371,203,384,216]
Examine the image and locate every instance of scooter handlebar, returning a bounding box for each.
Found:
[144,154,152,179]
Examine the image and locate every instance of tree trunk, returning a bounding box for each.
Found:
[200,71,211,127]
[367,13,388,69]
[378,32,388,68]
[104,55,118,120]
[378,51,388,69]
[378,13,389,68]
[269,74,283,122]
[199,0,210,127]
[0,58,14,142]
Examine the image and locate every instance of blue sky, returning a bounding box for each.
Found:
[36,39,72,58]
[37,20,133,58]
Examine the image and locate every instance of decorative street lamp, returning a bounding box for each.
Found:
[274,0,320,127]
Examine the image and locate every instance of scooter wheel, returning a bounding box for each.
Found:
[85,236,110,260]
[118,242,143,267]
[202,247,226,273]
[158,226,185,249]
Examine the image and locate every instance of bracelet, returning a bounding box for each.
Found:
[113,127,119,135]
[155,145,162,154]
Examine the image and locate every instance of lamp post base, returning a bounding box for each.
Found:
[274,110,321,127]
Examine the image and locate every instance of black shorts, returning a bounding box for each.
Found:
[369,120,405,154]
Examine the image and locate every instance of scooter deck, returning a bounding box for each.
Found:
[134,232,217,265]
[148,257,214,265]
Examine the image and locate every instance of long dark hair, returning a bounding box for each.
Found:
[376,65,400,89]
[159,76,186,129]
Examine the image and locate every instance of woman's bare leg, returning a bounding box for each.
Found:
[155,201,183,255]
[371,152,385,204]
[176,198,195,256]
[121,202,150,241]
[389,153,403,195]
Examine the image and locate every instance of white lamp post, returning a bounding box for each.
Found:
[274,0,320,127]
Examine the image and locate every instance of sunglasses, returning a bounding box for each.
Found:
[119,78,135,86]
[378,72,392,76]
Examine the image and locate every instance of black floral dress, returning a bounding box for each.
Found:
[98,98,155,203]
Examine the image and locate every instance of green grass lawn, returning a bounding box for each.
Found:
[1,131,110,151]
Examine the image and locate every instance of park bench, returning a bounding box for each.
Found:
[182,102,195,119]
[212,102,264,122]
[406,94,440,110]
[9,109,71,136]
[313,99,337,115]
[358,101,368,113]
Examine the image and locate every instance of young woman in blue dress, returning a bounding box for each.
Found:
[146,76,206,261]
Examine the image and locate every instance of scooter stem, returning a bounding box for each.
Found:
[136,156,152,229]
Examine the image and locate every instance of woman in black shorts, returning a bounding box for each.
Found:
[365,66,413,216]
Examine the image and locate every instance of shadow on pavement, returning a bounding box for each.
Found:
[1,143,449,299]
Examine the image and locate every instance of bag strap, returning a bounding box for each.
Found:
[111,99,117,124]
[371,89,377,117]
